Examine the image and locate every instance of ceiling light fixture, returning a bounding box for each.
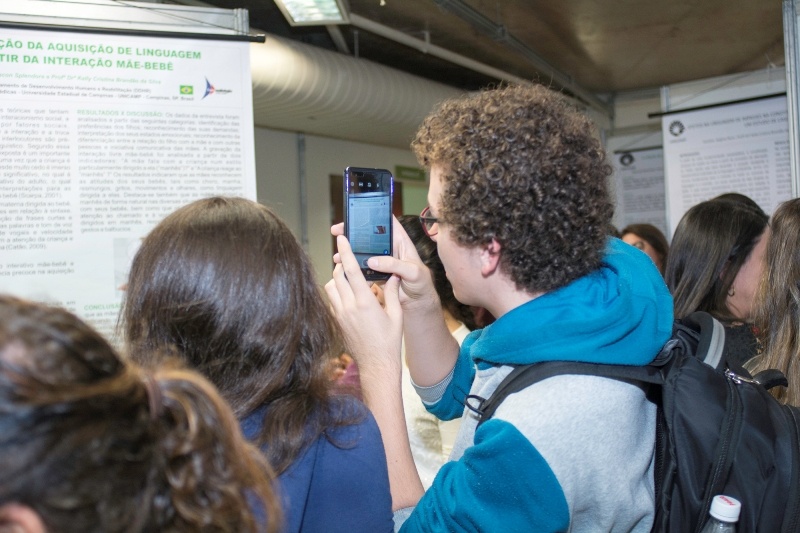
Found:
[273,0,349,26]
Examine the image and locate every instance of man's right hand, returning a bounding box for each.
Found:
[331,217,439,311]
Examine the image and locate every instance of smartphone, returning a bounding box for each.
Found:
[343,167,393,281]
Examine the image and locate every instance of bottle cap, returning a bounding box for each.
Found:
[709,495,741,522]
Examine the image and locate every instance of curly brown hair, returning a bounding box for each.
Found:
[0,295,280,533]
[411,84,613,293]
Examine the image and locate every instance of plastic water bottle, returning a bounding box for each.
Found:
[699,495,741,532]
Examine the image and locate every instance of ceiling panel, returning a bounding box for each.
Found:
[211,0,783,95]
[187,0,784,140]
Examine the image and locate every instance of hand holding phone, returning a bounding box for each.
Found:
[343,167,394,281]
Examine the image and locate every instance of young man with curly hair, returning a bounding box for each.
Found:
[326,84,673,532]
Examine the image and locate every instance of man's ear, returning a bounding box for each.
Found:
[0,504,46,533]
[479,238,502,276]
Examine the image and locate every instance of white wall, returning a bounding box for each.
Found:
[254,127,423,283]
[662,67,786,111]
[606,68,786,152]
[254,128,302,231]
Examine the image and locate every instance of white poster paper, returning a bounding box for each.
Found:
[662,95,791,233]
[0,28,256,341]
[612,148,667,236]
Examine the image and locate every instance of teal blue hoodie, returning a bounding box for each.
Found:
[431,237,673,420]
[470,237,673,366]
[397,238,673,532]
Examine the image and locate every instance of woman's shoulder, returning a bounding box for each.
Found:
[239,395,375,444]
[722,321,760,367]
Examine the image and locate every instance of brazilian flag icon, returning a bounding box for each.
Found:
[180,85,194,95]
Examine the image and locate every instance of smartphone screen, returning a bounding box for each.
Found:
[344,167,393,280]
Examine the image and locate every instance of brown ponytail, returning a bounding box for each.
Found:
[0,295,281,533]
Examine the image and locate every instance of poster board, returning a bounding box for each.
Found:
[662,95,792,234]
[0,26,256,341]
[611,147,667,236]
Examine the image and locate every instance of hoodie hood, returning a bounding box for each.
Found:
[463,238,673,367]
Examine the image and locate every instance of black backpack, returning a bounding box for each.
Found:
[472,311,800,532]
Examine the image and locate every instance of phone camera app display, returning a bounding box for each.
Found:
[345,168,393,275]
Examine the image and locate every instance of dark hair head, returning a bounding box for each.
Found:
[0,295,280,533]
[411,84,613,293]
[665,199,768,320]
[121,196,345,473]
[398,214,476,330]
[712,192,766,215]
[620,223,669,273]
[749,198,800,405]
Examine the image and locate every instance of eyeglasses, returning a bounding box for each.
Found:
[419,206,439,237]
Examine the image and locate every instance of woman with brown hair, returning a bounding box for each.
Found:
[665,198,769,366]
[0,295,280,533]
[121,196,392,533]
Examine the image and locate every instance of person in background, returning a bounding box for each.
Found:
[621,223,669,275]
[332,352,362,400]
[0,295,280,533]
[120,197,393,533]
[665,198,769,367]
[326,84,672,532]
[745,198,800,405]
[397,214,475,488]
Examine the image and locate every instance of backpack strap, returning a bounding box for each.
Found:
[753,369,790,390]
[474,312,724,426]
[474,360,665,427]
[679,311,726,369]
[696,313,726,369]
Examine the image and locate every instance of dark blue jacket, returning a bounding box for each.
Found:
[241,395,393,533]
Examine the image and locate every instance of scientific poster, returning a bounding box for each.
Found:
[662,95,791,233]
[612,148,667,236]
[0,28,256,341]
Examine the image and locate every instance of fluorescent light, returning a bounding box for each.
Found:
[274,0,349,26]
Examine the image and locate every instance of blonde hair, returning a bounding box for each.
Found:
[747,198,800,405]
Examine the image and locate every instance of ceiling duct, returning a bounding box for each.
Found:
[250,34,463,149]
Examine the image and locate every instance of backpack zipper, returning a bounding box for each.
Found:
[724,369,757,385]
[696,373,743,533]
